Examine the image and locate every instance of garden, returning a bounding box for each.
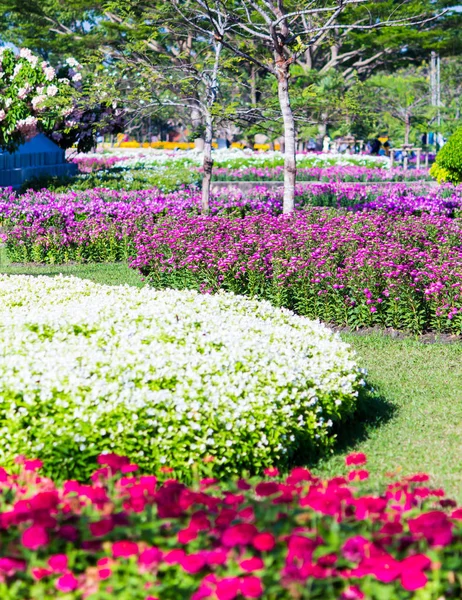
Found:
[1,1,462,598]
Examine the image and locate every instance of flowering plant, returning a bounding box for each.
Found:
[0,48,122,153]
[0,453,461,599]
[0,275,361,480]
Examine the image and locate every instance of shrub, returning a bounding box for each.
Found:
[0,453,461,599]
[0,275,361,480]
[430,127,462,184]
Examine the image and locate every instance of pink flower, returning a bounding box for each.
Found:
[21,525,49,550]
[216,577,240,600]
[0,558,26,575]
[400,555,431,591]
[112,540,139,558]
[24,458,43,471]
[55,572,79,592]
[180,553,206,574]
[345,453,367,466]
[32,567,52,580]
[341,586,365,599]
[252,532,275,552]
[139,547,163,568]
[48,554,68,573]
[263,467,279,477]
[240,575,263,598]
[240,557,264,572]
[348,470,369,482]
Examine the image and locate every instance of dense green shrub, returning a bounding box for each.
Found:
[430,127,462,184]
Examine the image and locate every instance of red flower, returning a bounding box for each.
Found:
[345,453,367,467]
[90,518,114,537]
[255,482,280,497]
[408,511,452,547]
[240,575,263,598]
[97,453,130,471]
[252,532,275,552]
[21,525,49,550]
[112,540,139,558]
[239,557,264,572]
[55,572,79,592]
[222,524,257,547]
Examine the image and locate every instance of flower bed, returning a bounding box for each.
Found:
[0,275,361,480]
[210,166,431,182]
[1,184,459,264]
[132,209,462,334]
[0,453,461,599]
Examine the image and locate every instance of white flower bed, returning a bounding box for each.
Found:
[0,275,362,478]
[73,149,389,169]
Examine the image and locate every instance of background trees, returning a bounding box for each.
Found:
[0,0,461,211]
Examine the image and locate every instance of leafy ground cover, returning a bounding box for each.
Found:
[0,260,461,501]
[0,453,461,599]
[0,274,361,480]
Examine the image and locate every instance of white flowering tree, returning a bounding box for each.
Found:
[0,47,123,153]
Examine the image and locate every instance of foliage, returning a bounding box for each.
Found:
[430,127,462,184]
[0,275,361,480]
[0,453,462,599]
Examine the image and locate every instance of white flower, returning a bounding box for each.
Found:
[46,85,58,97]
[66,57,79,67]
[18,85,32,100]
[72,73,82,82]
[12,63,22,78]
[43,66,56,81]
[0,109,5,122]
[19,48,38,67]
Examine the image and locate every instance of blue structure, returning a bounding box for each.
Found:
[0,134,78,188]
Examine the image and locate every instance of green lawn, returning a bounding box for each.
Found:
[1,260,461,499]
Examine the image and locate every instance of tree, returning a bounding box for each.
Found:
[366,72,430,145]
[186,0,446,212]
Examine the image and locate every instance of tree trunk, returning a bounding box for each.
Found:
[202,111,213,214]
[251,66,257,107]
[277,66,296,214]
[404,113,411,145]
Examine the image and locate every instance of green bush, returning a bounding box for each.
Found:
[430,127,462,184]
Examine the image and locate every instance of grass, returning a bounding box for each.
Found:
[1,258,462,500]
